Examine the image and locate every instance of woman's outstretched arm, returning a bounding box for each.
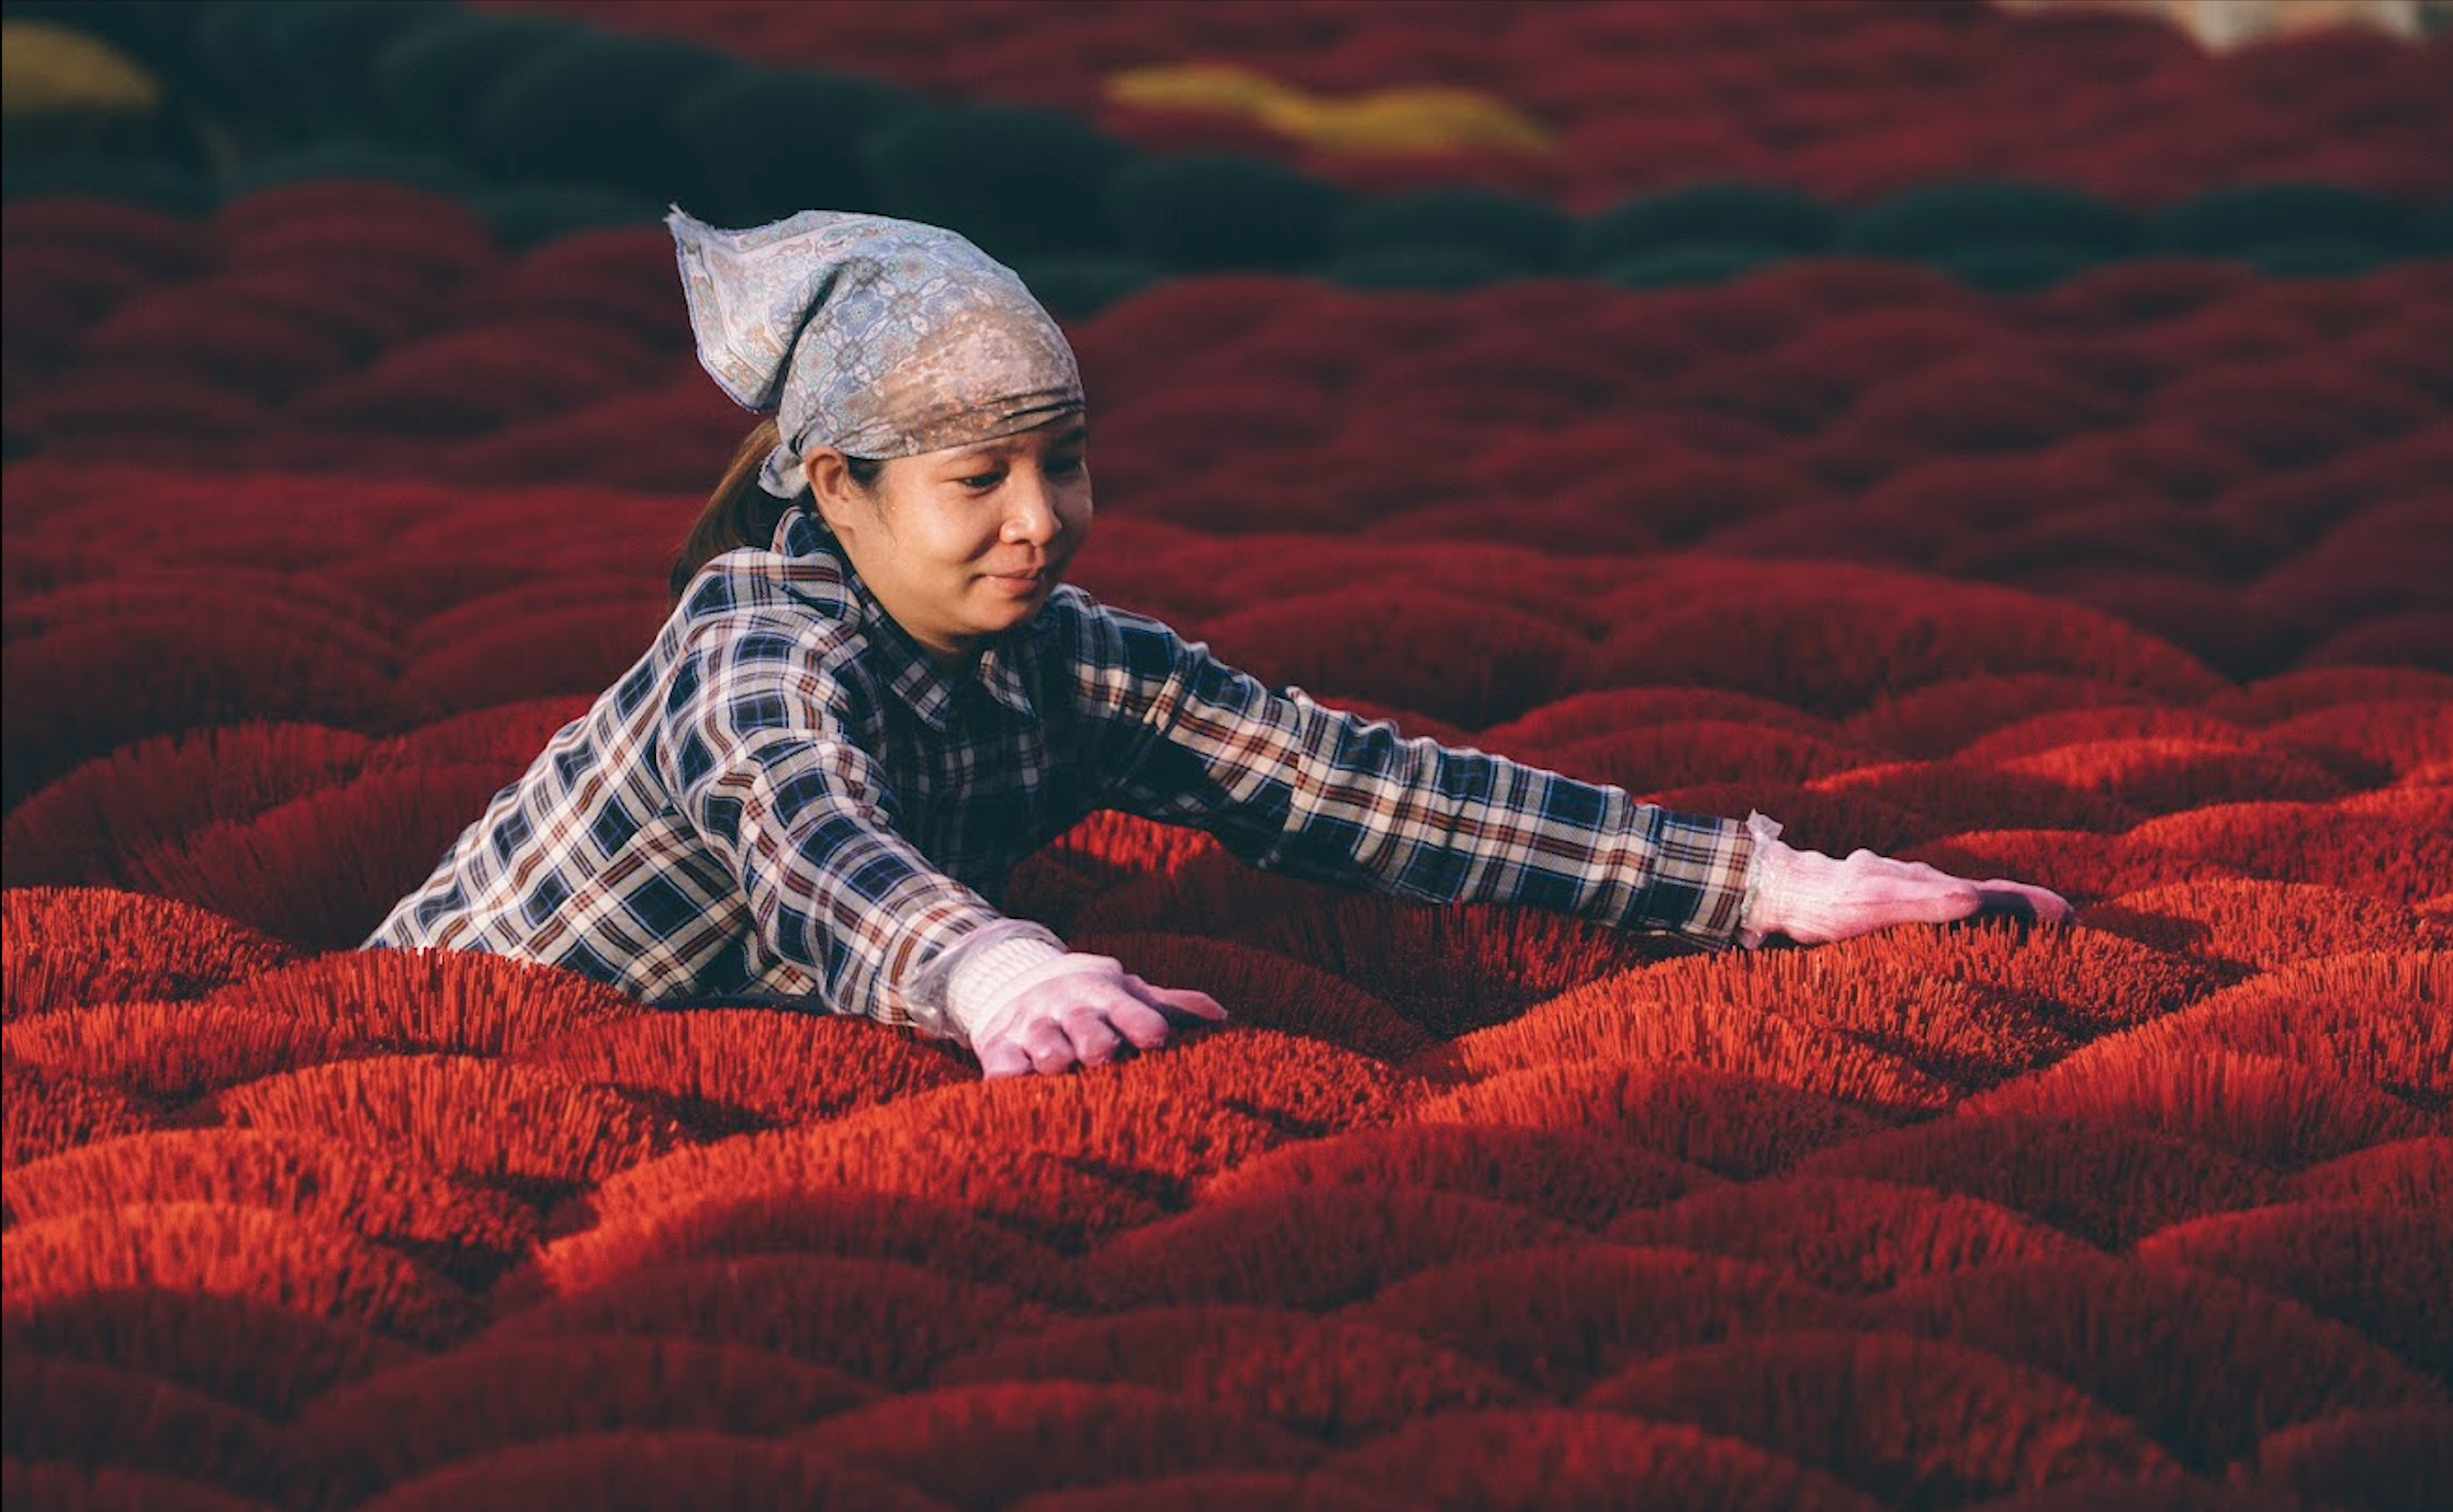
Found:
[1063,592,2065,947]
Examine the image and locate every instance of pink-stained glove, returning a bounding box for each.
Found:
[944,933,1228,1077]
[1736,812,2072,949]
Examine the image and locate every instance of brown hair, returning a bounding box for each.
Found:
[669,418,885,607]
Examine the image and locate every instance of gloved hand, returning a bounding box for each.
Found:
[944,934,1228,1077]
[1737,812,2071,949]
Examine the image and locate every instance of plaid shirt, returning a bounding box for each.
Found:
[368,509,1757,1030]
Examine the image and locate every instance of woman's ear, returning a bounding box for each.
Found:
[803,446,860,537]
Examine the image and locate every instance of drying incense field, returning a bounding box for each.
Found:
[5,2,2447,1508]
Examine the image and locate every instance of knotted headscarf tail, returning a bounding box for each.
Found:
[668,207,1086,498]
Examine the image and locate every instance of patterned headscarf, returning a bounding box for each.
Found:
[668,207,1085,499]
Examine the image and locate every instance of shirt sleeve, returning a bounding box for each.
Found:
[654,604,1021,1035]
[1065,597,1759,945]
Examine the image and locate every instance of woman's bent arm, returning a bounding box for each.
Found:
[657,604,1035,1033]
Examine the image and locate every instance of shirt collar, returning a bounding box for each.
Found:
[773,508,1041,731]
[972,635,1038,722]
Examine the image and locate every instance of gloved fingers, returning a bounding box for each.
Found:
[1973,879,2074,925]
[1019,1016,1082,1075]
[982,1009,1144,1077]
[1125,974,1230,1023]
[1845,854,1988,920]
[1849,851,1963,887]
[1102,993,1179,1052]
[1854,853,2065,929]
[1752,838,2069,949]
[1057,1002,1127,1067]
[1890,878,1984,927]
[975,1036,1035,1079]
[965,961,1228,1076]
[1783,870,1978,945]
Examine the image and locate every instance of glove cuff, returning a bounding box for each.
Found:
[1736,810,1786,951]
[947,943,1129,1052]
[948,932,1072,1013]
[905,920,1065,1039]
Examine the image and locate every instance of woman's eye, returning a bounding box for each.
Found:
[1051,456,1086,476]
[960,473,1004,490]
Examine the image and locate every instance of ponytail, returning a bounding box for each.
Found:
[670,421,891,609]
[670,418,797,608]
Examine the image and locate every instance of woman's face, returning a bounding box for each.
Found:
[807,414,1093,667]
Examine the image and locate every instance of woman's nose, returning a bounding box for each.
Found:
[1001,470,1062,542]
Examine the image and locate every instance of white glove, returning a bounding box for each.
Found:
[941,932,1228,1077]
[1737,812,2071,949]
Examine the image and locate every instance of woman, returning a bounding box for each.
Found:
[368,207,2070,1078]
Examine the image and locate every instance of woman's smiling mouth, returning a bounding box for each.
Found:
[984,567,1047,597]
